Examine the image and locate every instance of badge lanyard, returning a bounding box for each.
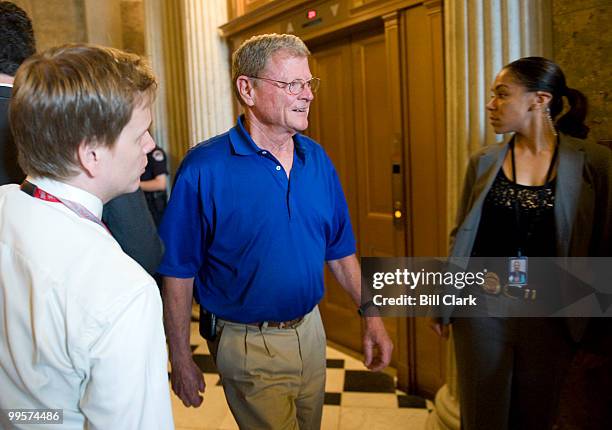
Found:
[509,135,559,257]
[20,180,111,235]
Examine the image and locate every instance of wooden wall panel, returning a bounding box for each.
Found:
[401,1,447,397]
[309,41,362,353]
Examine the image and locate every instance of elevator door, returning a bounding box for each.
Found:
[307,29,406,365]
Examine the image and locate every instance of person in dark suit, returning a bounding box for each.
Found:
[0,1,34,185]
[431,57,611,429]
[0,1,163,275]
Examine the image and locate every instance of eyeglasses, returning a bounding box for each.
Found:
[249,76,321,95]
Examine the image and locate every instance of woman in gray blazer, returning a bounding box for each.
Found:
[433,57,612,430]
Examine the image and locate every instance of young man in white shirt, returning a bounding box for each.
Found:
[0,44,174,429]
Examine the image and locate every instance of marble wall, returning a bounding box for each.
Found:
[120,0,145,55]
[8,0,145,55]
[10,0,87,51]
[552,0,612,142]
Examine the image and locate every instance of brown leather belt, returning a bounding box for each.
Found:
[248,316,304,329]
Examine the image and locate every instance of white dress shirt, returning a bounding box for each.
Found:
[0,178,174,429]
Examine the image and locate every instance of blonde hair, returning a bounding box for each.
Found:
[231,33,310,103]
[10,44,157,179]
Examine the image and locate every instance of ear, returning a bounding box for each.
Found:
[237,76,256,107]
[533,90,553,111]
[77,140,105,178]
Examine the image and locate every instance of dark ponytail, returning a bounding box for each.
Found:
[504,57,590,139]
[556,87,589,139]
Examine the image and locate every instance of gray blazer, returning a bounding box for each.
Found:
[444,134,612,332]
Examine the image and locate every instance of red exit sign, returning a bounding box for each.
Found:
[307,10,317,20]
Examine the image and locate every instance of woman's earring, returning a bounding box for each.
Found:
[545,106,558,137]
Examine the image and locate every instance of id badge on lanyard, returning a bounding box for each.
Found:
[507,256,528,287]
[503,136,558,300]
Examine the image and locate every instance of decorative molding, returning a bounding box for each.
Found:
[220,0,422,38]
[382,11,400,27]
[424,0,443,10]
[220,0,310,37]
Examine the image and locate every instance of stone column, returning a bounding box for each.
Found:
[426,330,460,430]
[146,0,232,169]
[183,0,233,144]
[143,0,169,154]
[143,0,191,171]
[429,1,553,429]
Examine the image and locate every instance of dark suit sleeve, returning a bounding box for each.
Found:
[102,189,164,275]
[448,153,478,254]
[0,88,25,186]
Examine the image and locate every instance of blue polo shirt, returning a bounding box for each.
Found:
[157,116,356,323]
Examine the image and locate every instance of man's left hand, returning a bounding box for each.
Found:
[362,316,393,371]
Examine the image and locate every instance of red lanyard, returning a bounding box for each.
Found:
[20,180,111,235]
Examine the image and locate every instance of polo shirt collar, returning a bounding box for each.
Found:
[229,115,260,155]
[229,115,310,162]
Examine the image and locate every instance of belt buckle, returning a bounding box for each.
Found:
[278,317,303,329]
[259,316,304,329]
[482,271,502,295]
[503,284,537,300]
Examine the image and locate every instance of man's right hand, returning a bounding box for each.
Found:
[162,276,205,407]
[170,356,206,407]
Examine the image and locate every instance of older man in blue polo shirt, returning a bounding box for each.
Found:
[159,33,392,429]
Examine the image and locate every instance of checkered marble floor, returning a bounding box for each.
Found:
[169,321,432,429]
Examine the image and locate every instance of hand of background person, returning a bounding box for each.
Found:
[170,356,206,407]
[362,316,393,371]
[428,317,449,338]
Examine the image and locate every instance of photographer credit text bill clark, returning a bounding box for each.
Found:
[373,293,478,307]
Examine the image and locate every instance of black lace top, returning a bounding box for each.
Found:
[471,168,556,257]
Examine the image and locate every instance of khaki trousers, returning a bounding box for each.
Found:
[208,307,326,430]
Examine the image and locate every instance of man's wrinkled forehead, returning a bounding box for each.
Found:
[261,51,310,77]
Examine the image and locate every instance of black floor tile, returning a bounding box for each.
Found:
[193,354,218,373]
[343,370,395,393]
[397,394,427,409]
[326,359,345,369]
[324,392,342,405]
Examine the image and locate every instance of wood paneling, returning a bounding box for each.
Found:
[309,29,407,375]
[350,29,405,381]
[401,2,447,397]
[309,40,362,353]
[352,32,395,255]
[221,0,423,40]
